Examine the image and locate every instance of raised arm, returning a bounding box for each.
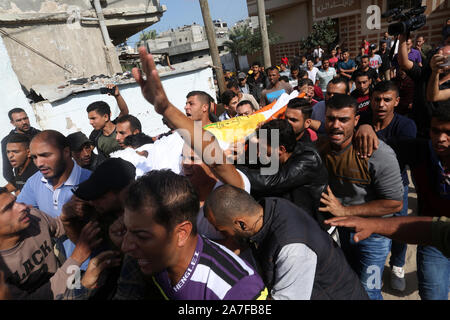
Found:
[106,84,129,118]
[427,51,450,102]
[397,34,413,71]
[132,47,244,189]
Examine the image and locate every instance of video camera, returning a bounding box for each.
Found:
[382,4,427,36]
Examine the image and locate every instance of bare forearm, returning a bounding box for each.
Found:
[398,36,413,70]
[344,199,403,217]
[427,71,441,102]
[115,94,129,117]
[369,216,433,245]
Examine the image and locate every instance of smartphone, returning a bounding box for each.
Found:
[100,87,116,95]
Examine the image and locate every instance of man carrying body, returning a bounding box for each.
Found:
[236,100,256,117]
[260,67,293,106]
[2,108,40,188]
[67,131,105,171]
[85,170,267,300]
[204,184,368,300]
[87,85,129,158]
[4,134,38,194]
[318,94,404,300]
[218,90,239,121]
[115,115,142,150]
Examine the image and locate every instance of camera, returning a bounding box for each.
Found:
[382,4,427,36]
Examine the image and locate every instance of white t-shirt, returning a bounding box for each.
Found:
[307,67,319,83]
[109,147,152,178]
[196,169,251,240]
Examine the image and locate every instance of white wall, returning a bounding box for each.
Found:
[0,36,39,185]
[0,37,215,185]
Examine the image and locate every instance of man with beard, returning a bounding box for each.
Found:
[17,130,92,261]
[114,115,142,150]
[67,131,105,171]
[2,108,40,187]
[317,94,404,300]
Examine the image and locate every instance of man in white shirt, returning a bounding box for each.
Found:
[315,56,337,95]
[307,59,319,83]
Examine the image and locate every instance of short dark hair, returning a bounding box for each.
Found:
[279,75,289,83]
[326,94,358,113]
[432,101,450,122]
[251,61,260,67]
[6,134,30,148]
[86,101,111,120]
[258,119,297,153]
[204,184,260,227]
[220,90,237,106]
[328,77,350,94]
[298,69,308,79]
[287,97,313,119]
[32,130,68,150]
[373,80,399,97]
[186,91,211,106]
[226,80,239,90]
[124,170,200,234]
[8,108,26,121]
[236,100,255,111]
[0,187,9,195]
[116,114,142,133]
[361,55,370,61]
[266,66,279,73]
[123,132,154,148]
[298,78,313,88]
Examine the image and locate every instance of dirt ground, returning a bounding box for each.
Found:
[381,172,449,300]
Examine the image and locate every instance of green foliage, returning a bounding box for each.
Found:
[139,29,157,42]
[299,18,337,53]
[224,17,282,69]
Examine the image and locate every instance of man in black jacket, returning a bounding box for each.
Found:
[1,108,40,186]
[204,184,368,300]
[237,119,329,229]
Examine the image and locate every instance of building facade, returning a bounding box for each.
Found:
[247,0,450,65]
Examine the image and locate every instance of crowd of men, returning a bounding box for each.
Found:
[0,23,449,301]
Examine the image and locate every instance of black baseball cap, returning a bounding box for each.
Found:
[67,131,92,152]
[73,158,136,201]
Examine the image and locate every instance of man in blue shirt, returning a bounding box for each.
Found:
[17,130,91,262]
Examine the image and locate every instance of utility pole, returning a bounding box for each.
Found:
[199,0,226,96]
[257,0,271,68]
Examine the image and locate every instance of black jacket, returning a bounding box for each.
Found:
[250,198,369,300]
[237,140,330,228]
[2,127,41,183]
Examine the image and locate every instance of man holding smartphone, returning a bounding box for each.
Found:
[427,45,450,102]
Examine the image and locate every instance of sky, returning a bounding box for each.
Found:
[126,0,250,46]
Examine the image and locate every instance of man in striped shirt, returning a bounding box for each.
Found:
[116,170,267,300]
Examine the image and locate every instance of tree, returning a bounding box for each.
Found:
[299,18,337,54]
[139,29,157,42]
[224,17,281,71]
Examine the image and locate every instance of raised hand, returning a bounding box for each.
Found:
[319,186,347,217]
[132,47,170,115]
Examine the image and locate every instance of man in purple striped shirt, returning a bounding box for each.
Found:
[117,170,267,300]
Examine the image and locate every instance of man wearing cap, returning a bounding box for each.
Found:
[368,44,382,73]
[67,132,105,171]
[73,158,136,218]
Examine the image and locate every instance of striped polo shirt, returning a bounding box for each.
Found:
[152,235,267,300]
